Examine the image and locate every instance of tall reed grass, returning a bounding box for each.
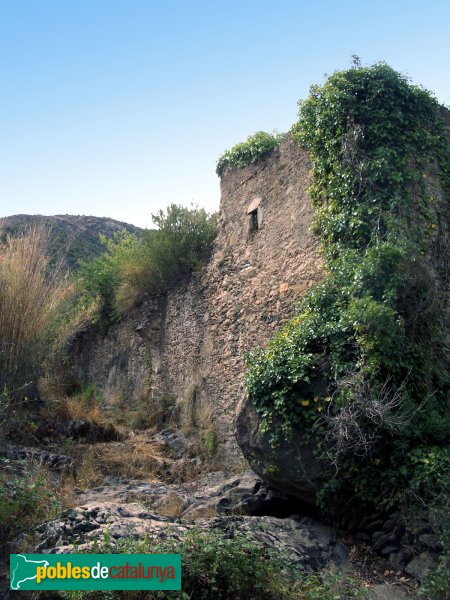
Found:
[0,225,96,392]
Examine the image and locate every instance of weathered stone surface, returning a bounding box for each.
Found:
[359,513,382,529]
[235,396,323,504]
[368,584,410,600]
[68,419,121,442]
[373,528,404,553]
[0,446,74,474]
[389,547,414,569]
[27,502,347,575]
[70,470,292,521]
[404,552,437,582]
[34,416,122,443]
[380,544,400,556]
[407,519,433,536]
[418,533,443,552]
[352,510,445,577]
[363,519,385,533]
[9,468,345,574]
[152,427,197,458]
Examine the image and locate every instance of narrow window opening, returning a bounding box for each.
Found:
[246,196,262,236]
[249,208,259,233]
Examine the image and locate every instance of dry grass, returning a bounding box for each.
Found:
[38,371,79,402]
[69,437,168,487]
[0,224,97,390]
[138,393,178,431]
[38,388,105,437]
[85,388,170,434]
[63,395,103,424]
[73,450,104,487]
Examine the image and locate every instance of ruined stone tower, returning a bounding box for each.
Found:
[73,134,323,459]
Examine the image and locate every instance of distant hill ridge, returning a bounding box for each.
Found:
[0,214,141,270]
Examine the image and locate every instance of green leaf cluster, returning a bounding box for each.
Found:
[78,230,143,325]
[0,468,61,542]
[216,130,283,176]
[245,63,450,511]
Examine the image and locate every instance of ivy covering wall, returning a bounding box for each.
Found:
[216,131,283,176]
[244,63,450,512]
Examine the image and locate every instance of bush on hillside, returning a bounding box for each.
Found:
[79,204,217,321]
[78,230,142,325]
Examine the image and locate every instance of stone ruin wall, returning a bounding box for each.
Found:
[73,134,323,459]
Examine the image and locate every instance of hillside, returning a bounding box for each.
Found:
[0,214,141,270]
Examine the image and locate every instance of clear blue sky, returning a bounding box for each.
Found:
[1,0,449,228]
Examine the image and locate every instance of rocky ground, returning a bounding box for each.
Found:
[0,425,436,599]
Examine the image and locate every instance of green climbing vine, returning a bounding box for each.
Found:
[244,63,450,511]
[216,130,283,176]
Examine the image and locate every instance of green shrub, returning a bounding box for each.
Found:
[245,62,450,513]
[407,446,450,502]
[0,472,47,530]
[78,230,142,325]
[0,467,62,545]
[216,130,283,175]
[170,528,288,599]
[419,527,450,600]
[61,528,367,600]
[78,205,217,323]
[138,203,218,291]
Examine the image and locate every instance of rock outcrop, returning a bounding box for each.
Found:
[235,397,324,504]
[7,469,347,578]
[68,471,291,520]
[0,446,74,475]
[25,468,347,575]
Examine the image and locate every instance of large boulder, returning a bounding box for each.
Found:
[235,397,324,504]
